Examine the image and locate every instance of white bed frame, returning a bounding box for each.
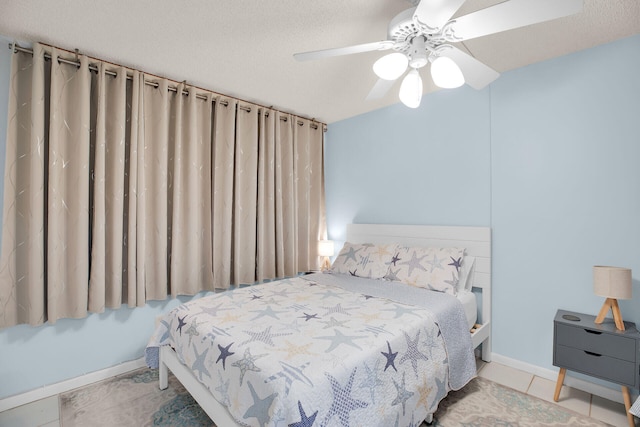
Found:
[158,223,492,425]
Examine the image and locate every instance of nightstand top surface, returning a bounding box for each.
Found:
[555,309,640,337]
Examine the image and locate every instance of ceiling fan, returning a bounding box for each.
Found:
[294,0,583,108]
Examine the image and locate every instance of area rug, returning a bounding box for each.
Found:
[60,368,611,426]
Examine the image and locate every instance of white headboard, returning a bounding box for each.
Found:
[346,223,492,361]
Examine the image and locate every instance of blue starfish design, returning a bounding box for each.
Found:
[289,401,317,427]
[399,330,429,378]
[323,368,368,426]
[176,315,187,335]
[359,360,383,404]
[216,342,235,370]
[315,329,366,353]
[242,326,292,347]
[191,345,211,381]
[448,256,462,272]
[158,318,173,343]
[250,305,287,321]
[426,254,444,273]
[381,341,398,372]
[242,381,277,427]
[265,361,313,396]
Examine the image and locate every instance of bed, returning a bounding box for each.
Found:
[145,224,491,426]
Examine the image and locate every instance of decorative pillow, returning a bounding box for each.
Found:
[386,246,465,295]
[331,242,399,279]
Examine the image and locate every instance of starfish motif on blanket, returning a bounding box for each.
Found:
[399,252,429,276]
[320,317,350,329]
[383,303,423,319]
[264,361,313,396]
[391,372,414,416]
[185,319,201,346]
[272,340,315,360]
[216,342,235,370]
[300,312,319,321]
[399,330,429,378]
[191,345,211,381]
[385,267,400,281]
[158,318,173,343]
[323,368,368,426]
[381,341,398,372]
[390,253,401,266]
[241,325,292,347]
[323,303,354,317]
[176,315,187,335]
[197,302,233,317]
[289,401,318,427]
[249,305,287,321]
[243,381,277,427]
[232,348,267,386]
[214,371,231,406]
[359,359,383,404]
[315,329,366,353]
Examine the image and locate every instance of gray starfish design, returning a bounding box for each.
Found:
[198,302,233,317]
[426,253,444,273]
[340,246,361,263]
[323,303,353,317]
[399,330,429,378]
[399,251,429,276]
[185,319,201,346]
[249,305,287,321]
[231,347,266,386]
[383,303,423,319]
[241,325,292,347]
[320,317,350,329]
[391,371,414,416]
[264,361,313,396]
[214,371,231,406]
[191,345,211,381]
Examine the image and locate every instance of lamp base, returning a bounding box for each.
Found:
[321,257,331,272]
[594,297,625,331]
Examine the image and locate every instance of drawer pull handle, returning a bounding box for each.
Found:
[584,351,602,357]
[584,330,602,335]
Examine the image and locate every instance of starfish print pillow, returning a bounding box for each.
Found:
[386,246,465,295]
[330,242,399,279]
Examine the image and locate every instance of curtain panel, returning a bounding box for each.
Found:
[0,43,326,328]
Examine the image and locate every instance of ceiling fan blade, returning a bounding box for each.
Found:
[449,0,583,42]
[294,41,393,62]
[437,46,499,90]
[365,78,397,100]
[414,0,467,32]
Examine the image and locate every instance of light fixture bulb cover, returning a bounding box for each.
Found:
[373,53,408,81]
[593,265,632,299]
[431,56,465,89]
[399,69,422,109]
[318,240,335,257]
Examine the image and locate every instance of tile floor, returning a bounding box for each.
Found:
[0,360,636,426]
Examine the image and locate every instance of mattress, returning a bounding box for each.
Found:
[458,289,477,329]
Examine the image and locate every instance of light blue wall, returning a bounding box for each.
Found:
[326,34,640,384]
[0,38,203,400]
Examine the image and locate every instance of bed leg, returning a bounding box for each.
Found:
[159,348,169,390]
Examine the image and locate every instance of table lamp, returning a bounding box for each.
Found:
[318,240,334,271]
[593,265,632,331]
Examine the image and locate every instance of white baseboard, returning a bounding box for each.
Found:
[0,357,146,413]
[490,352,632,404]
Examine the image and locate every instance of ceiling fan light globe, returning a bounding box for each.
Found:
[431,56,465,89]
[399,69,422,108]
[373,53,408,80]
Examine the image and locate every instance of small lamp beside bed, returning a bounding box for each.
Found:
[593,265,632,331]
[318,239,335,271]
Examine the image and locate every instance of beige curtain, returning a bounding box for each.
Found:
[0,43,326,328]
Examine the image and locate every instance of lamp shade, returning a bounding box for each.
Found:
[399,69,423,109]
[430,56,464,89]
[593,266,632,299]
[318,240,335,257]
[373,53,408,81]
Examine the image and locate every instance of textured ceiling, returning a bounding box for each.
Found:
[0,0,639,124]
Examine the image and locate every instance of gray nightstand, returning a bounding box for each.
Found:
[553,309,640,427]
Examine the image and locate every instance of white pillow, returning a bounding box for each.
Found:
[387,246,465,295]
[457,256,476,293]
[331,242,399,279]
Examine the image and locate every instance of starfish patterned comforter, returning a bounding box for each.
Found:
[145,273,475,427]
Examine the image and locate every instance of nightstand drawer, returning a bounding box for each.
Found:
[555,323,636,361]
[555,344,636,386]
